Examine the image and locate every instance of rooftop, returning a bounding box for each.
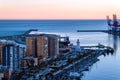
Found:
[0,40,16,45]
[0,39,26,48]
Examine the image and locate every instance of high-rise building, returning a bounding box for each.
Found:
[26,35,48,60]
[0,40,20,71]
[19,47,26,59]
[26,34,59,60]
[47,34,59,57]
[37,36,48,60]
[26,37,37,57]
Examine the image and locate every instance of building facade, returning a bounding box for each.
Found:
[0,40,21,71]
[26,34,59,60]
[37,36,48,60]
[47,35,59,57]
[26,35,48,60]
[26,37,37,57]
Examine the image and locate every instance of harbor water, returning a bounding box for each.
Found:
[0,20,120,80]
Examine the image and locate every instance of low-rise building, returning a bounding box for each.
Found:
[21,57,38,69]
[0,66,12,80]
[69,39,81,53]
[59,36,70,48]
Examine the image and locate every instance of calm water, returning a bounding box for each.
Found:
[0,20,119,80]
[0,20,107,36]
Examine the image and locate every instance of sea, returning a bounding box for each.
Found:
[0,20,120,80]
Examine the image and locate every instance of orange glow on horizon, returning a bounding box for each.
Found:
[0,0,120,19]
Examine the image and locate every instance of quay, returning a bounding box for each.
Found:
[17,44,113,80]
[53,51,101,80]
[52,45,113,80]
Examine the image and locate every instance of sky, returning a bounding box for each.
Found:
[0,0,120,19]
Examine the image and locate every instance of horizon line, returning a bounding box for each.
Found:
[0,19,107,20]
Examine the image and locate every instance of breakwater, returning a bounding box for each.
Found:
[77,30,108,33]
[77,29,120,37]
[0,29,38,44]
